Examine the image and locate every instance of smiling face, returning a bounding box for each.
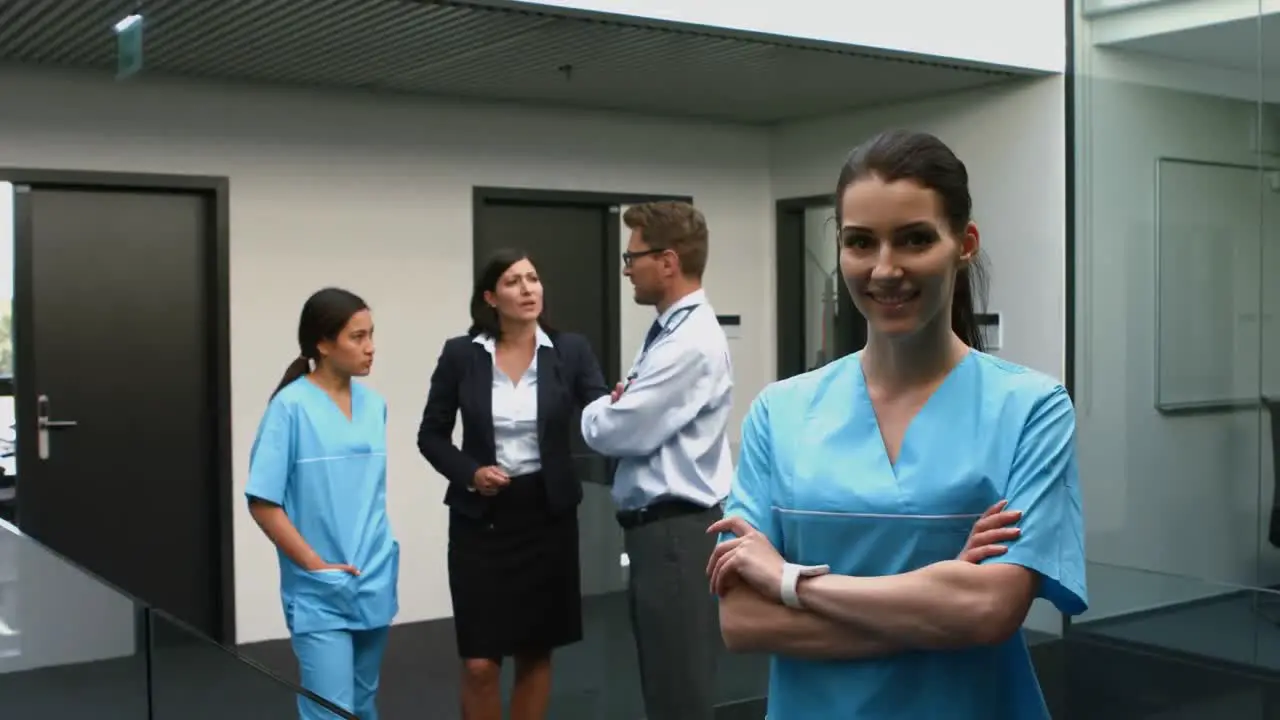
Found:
[484,257,543,324]
[837,175,979,342]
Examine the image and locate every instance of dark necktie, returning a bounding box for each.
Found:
[642,319,663,352]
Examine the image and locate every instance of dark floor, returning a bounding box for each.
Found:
[9,591,1280,718]
[239,591,770,720]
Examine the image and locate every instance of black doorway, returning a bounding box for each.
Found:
[775,194,866,380]
[5,170,234,645]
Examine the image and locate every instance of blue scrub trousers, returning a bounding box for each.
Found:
[291,627,390,720]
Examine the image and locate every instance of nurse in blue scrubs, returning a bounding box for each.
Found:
[246,287,399,720]
[708,129,1087,719]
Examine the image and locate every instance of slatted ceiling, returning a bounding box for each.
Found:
[0,0,1022,124]
[152,2,528,87]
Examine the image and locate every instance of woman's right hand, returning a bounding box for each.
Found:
[310,562,360,576]
[471,465,510,496]
[958,500,1022,563]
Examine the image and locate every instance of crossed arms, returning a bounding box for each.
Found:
[711,512,1036,660]
[713,385,1084,661]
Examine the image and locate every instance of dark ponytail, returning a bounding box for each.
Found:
[950,261,989,353]
[835,129,989,351]
[272,356,312,399]
[270,288,369,400]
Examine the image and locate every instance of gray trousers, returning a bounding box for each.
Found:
[624,506,722,720]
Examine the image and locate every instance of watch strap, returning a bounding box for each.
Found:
[780,563,830,609]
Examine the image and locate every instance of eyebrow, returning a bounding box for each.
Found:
[841,221,935,234]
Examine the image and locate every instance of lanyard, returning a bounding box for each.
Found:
[626,304,699,386]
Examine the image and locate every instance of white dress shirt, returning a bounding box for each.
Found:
[475,327,554,478]
[580,289,735,511]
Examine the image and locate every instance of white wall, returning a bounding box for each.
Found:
[1073,43,1280,621]
[510,0,1067,72]
[770,76,1070,634]
[0,68,774,644]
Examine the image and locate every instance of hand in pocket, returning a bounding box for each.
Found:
[311,562,361,576]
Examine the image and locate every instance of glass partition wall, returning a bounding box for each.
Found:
[1070,0,1280,713]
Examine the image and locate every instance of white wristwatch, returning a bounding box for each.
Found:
[780,563,830,609]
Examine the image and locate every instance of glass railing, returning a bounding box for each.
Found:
[1072,562,1280,667]
[1064,562,1280,718]
[0,518,354,719]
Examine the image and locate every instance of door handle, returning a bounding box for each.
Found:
[36,394,77,460]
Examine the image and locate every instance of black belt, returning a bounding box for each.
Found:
[616,499,717,530]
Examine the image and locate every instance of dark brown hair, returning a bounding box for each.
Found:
[468,249,552,340]
[272,288,369,398]
[622,201,709,280]
[835,129,989,351]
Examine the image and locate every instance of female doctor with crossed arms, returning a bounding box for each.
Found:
[707,130,1087,719]
[247,287,399,720]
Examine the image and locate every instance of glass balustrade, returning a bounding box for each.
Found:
[0,519,354,719]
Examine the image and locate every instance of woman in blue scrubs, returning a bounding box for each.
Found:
[246,287,399,720]
[708,129,1087,719]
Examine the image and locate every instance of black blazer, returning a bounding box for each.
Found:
[417,331,609,518]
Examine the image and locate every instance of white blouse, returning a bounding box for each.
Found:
[473,329,553,478]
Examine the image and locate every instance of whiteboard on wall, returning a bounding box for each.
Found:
[1154,158,1280,411]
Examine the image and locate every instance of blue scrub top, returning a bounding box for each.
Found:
[724,351,1087,719]
[246,377,400,635]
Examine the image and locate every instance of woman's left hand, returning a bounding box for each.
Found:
[705,515,785,599]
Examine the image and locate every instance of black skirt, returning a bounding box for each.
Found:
[447,471,583,660]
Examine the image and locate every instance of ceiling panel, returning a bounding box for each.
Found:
[0,0,1024,124]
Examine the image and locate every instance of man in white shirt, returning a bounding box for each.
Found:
[581,201,734,720]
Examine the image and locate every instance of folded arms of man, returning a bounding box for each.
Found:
[581,340,713,456]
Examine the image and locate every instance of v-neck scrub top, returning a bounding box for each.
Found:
[247,378,400,635]
[723,351,1087,719]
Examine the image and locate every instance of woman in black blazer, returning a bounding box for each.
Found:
[418,249,608,720]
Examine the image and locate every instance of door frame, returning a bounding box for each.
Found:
[3,168,235,645]
[472,187,692,381]
[775,194,866,380]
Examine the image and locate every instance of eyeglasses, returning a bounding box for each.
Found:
[621,248,667,268]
